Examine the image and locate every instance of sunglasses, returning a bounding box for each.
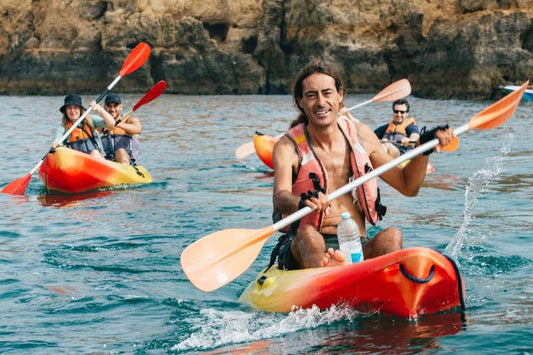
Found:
[393,110,407,114]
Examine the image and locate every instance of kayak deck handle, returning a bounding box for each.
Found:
[400,264,435,284]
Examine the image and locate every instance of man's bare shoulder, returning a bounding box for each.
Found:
[273,134,292,151]
[354,121,378,141]
[354,121,383,155]
[273,134,298,170]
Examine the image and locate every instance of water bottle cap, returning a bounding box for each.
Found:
[341,212,350,220]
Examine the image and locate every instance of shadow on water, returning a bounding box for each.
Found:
[37,190,114,208]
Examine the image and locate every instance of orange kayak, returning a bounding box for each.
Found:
[253,133,435,173]
[253,133,277,169]
[239,247,465,318]
[38,147,152,194]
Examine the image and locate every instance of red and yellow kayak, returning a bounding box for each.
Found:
[239,247,465,318]
[253,133,435,173]
[38,147,152,194]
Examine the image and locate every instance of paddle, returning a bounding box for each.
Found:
[234,78,412,159]
[381,139,417,147]
[381,138,458,152]
[114,80,167,126]
[181,82,528,292]
[1,42,151,195]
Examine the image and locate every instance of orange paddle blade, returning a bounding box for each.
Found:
[441,136,459,152]
[469,81,528,130]
[119,42,151,77]
[181,226,275,292]
[133,80,167,111]
[1,174,31,195]
[372,78,411,103]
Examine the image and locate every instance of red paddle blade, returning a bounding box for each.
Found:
[372,79,411,102]
[119,42,151,77]
[181,226,275,292]
[1,174,32,195]
[469,81,528,130]
[132,80,167,111]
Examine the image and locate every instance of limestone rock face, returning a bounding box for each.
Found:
[0,0,532,98]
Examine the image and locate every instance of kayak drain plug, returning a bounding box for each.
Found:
[257,275,268,285]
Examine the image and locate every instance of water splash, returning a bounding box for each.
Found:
[172,304,362,352]
[445,134,514,258]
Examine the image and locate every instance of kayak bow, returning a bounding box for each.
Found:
[239,247,465,318]
[39,147,152,193]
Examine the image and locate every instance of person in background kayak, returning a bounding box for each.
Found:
[374,99,420,158]
[100,93,142,164]
[271,58,455,270]
[51,94,115,160]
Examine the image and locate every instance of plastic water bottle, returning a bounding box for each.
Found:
[337,212,364,264]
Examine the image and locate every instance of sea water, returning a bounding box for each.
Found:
[0,94,532,353]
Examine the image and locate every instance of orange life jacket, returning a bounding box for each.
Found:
[384,117,416,137]
[279,116,386,232]
[66,121,94,143]
[101,125,128,136]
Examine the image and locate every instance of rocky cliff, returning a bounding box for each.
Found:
[1,0,532,98]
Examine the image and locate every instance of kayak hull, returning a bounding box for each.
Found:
[253,133,277,169]
[38,147,152,194]
[501,85,533,101]
[239,247,465,318]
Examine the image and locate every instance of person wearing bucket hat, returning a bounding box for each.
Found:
[100,93,143,164]
[59,94,86,113]
[51,94,116,159]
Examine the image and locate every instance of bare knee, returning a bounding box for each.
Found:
[363,227,402,259]
[380,227,403,246]
[291,224,327,268]
[294,225,323,250]
[90,150,104,160]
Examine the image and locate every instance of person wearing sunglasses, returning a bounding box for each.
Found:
[374,99,420,158]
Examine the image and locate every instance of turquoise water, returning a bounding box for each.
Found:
[1,93,532,353]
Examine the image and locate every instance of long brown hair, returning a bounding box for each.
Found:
[61,107,95,132]
[290,58,345,128]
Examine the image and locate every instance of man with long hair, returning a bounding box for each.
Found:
[271,58,454,270]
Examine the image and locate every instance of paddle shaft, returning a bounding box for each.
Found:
[345,98,372,112]
[381,139,416,147]
[28,77,122,175]
[272,123,468,231]
[345,79,409,111]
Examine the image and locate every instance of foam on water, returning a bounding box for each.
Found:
[173,304,365,352]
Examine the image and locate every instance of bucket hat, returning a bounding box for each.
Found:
[60,94,86,113]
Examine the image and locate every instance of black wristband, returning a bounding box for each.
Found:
[419,125,449,155]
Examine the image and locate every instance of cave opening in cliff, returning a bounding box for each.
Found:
[521,28,533,53]
[203,23,228,43]
[242,36,257,54]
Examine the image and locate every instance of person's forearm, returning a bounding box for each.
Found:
[273,190,300,214]
[117,122,142,135]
